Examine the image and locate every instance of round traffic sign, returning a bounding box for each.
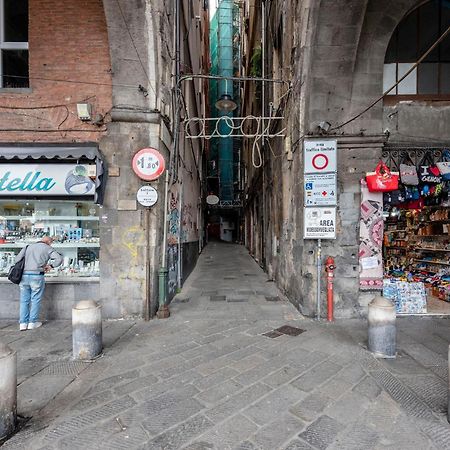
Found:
[137,186,158,207]
[312,153,329,171]
[132,148,165,181]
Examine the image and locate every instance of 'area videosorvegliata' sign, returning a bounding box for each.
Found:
[0,164,96,196]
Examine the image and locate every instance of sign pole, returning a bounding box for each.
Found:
[144,206,151,321]
[317,238,322,320]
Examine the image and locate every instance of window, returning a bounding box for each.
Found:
[0,0,29,88]
[384,0,450,97]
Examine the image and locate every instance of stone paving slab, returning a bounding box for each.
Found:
[1,243,450,449]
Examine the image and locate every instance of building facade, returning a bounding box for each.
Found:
[0,0,208,319]
[241,0,450,317]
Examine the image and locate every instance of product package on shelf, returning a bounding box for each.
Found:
[382,279,427,313]
[396,281,427,314]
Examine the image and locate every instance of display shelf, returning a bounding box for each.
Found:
[414,259,450,266]
[0,242,100,248]
[416,248,450,252]
[413,235,450,238]
[0,216,99,221]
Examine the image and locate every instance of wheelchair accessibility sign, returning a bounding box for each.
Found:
[304,173,337,206]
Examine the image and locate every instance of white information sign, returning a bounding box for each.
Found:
[304,173,337,206]
[304,207,336,239]
[137,186,158,207]
[304,139,337,174]
[0,164,96,196]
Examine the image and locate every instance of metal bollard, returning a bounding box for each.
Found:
[72,300,102,360]
[0,342,16,440]
[368,296,396,358]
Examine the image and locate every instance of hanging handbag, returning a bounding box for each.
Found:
[366,161,399,192]
[399,153,419,186]
[419,152,442,184]
[436,149,450,181]
[7,246,28,285]
[384,185,406,206]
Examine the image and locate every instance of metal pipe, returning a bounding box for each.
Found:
[158,170,170,319]
[177,183,183,289]
[317,239,322,320]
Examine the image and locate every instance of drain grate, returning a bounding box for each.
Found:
[265,296,280,302]
[210,295,226,302]
[40,360,90,376]
[237,290,255,295]
[263,330,283,339]
[244,273,258,277]
[275,325,306,336]
[224,276,237,280]
[227,297,247,303]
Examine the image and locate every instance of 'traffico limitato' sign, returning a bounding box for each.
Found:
[0,164,96,196]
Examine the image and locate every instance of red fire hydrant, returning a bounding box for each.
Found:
[325,256,335,322]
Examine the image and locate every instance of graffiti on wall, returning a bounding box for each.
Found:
[167,244,178,298]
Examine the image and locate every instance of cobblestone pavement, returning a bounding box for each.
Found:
[2,242,450,449]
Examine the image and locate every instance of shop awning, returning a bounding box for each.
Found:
[0,145,107,204]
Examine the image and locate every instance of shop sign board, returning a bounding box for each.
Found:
[304,173,337,206]
[0,164,96,196]
[132,148,165,181]
[137,186,158,207]
[304,206,336,239]
[304,139,337,174]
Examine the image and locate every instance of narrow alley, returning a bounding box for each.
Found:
[2,242,450,449]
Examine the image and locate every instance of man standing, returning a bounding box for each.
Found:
[15,236,63,331]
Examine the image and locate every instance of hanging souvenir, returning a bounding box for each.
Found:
[366,161,399,192]
[436,149,450,181]
[399,153,419,186]
[419,152,442,184]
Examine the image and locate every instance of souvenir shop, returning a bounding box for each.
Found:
[361,146,450,315]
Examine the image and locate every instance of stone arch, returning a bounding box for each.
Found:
[346,0,430,134]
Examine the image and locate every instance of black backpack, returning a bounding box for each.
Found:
[8,246,28,284]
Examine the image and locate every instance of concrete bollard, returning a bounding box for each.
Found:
[368,296,396,358]
[72,300,102,360]
[0,342,17,440]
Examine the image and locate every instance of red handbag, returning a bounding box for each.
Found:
[366,161,399,192]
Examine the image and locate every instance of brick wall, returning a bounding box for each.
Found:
[0,0,112,143]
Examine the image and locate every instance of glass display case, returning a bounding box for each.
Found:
[0,200,100,280]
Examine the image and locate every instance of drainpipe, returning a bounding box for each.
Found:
[158,0,180,319]
[261,0,266,264]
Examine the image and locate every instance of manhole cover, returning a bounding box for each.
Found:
[40,361,90,376]
[262,330,283,338]
[210,295,226,302]
[275,325,305,336]
[265,296,280,302]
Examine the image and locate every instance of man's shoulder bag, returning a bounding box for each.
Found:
[8,246,28,284]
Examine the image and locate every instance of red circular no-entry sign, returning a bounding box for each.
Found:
[132,148,165,181]
[312,153,329,171]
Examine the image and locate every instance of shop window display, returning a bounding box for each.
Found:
[0,200,99,279]
[381,151,450,314]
